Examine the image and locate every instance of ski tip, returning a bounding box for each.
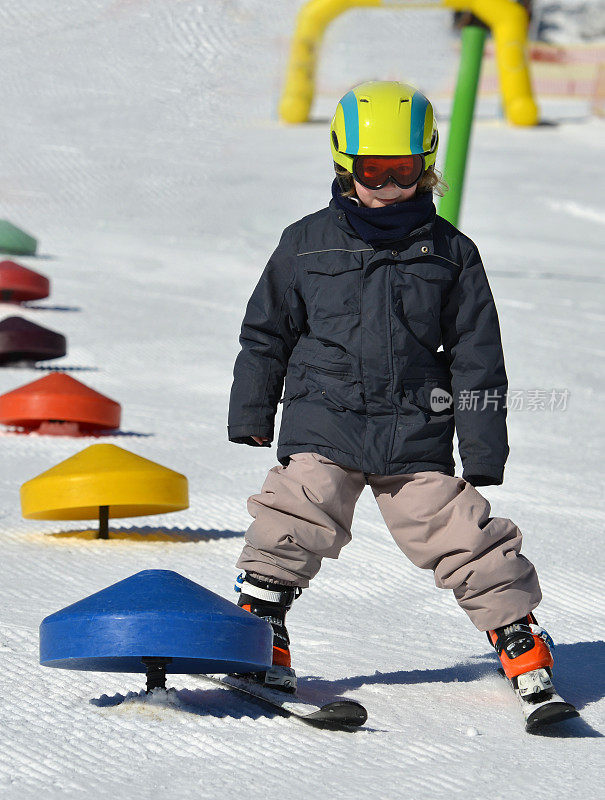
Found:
[305,700,368,728]
[526,703,580,732]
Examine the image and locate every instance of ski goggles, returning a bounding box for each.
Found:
[352,154,425,191]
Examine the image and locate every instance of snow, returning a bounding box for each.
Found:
[0,1,604,799]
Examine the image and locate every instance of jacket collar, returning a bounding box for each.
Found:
[328,197,436,258]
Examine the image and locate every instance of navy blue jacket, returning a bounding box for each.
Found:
[228,198,509,485]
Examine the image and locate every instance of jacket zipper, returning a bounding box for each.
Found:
[302,361,353,377]
[360,257,368,473]
[387,264,398,465]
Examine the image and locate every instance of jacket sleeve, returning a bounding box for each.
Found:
[228,227,306,446]
[440,240,510,485]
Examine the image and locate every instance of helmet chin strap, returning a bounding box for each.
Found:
[335,172,350,194]
[332,172,364,207]
[334,172,362,205]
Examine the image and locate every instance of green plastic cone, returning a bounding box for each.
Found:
[0,220,38,256]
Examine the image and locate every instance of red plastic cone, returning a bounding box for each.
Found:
[0,260,50,303]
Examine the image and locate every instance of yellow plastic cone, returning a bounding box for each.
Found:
[20,444,189,529]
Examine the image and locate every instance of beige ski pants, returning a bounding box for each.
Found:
[235,452,542,631]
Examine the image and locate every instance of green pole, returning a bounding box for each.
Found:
[438,24,487,228]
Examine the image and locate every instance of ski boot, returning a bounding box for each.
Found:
[234,572,302,693]
[487,612,555,699]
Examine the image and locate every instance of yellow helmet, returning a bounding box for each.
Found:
[330,81,438,174]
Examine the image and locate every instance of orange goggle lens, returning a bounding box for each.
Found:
[353,155,424,190]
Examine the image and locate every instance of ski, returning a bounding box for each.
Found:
[498,668,579,732]
[202,673,368,729]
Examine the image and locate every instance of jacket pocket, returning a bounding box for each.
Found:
[304,260,363,319]
[404,376,453,415]
[305,365,365,413]
[396,262,455,282]
[392,261,454,328]
[301,360,354,378]
[278,388,308,405]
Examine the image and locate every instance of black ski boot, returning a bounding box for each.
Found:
[234,572,302,692]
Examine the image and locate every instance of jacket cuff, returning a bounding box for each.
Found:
[462,462,504,486]
[228,424,274,443]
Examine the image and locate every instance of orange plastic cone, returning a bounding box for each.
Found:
[0,373,121,432]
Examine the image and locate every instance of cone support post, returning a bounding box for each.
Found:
[143,657,171,692]
[99,505,109,540]
[439,24,486,227]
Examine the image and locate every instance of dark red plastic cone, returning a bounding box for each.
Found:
[0,316,66,364]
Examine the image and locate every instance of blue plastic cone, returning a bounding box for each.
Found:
[39,570,272,675]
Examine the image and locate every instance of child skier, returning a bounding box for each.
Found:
[227,81,555,704]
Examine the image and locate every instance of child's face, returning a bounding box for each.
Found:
[353,178,418,208]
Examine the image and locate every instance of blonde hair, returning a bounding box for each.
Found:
[334,162,449,199]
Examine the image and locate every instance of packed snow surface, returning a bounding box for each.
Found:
[0,2,603,799]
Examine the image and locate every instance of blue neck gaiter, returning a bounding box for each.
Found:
[331,178,435,248]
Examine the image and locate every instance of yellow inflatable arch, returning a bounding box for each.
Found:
[279,0,538,127]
